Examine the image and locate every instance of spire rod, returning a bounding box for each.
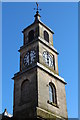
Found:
[34,2,42,13]
[36,2,38,11]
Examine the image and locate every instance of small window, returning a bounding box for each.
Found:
[44,31,49,42]
[49,83,57,104]
[28,30,34,42]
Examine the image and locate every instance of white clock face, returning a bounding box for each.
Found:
[24,50,36,66]
[43,51,53,67]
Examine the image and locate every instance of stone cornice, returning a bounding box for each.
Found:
[18,37,59,55]
[37,62,67,84]
[38,36,59,55]
[12,62,66,85]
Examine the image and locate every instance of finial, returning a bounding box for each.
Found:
[34,2,42,13]
[34,2,41,22]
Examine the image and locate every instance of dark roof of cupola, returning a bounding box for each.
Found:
[22,10,54,34]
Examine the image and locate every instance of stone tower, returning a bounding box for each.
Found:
[12,4,68,120]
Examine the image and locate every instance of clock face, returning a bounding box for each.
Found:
[24,52,29,66]
[30,50,36,63]
[43,51,53,67]
[24,50,36,66]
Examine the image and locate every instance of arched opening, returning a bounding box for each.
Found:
[21,80,30,103]
[28,30,34,42]
[49,82,57,104]
[44,31,49,42]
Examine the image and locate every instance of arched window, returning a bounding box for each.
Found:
[49,83,57,104]
[28,30,34,42]
[21,80,30,103]
[44,31,49,42]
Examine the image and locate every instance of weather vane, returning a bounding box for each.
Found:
[34,2,42,12]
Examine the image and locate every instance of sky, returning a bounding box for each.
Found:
[2,2,78,118]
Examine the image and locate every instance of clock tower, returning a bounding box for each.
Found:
[12,3,68,120]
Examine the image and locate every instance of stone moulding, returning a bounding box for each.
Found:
[12,62,67,85]
[37,107,66,120]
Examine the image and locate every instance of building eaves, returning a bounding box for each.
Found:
[22,20,54,34]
